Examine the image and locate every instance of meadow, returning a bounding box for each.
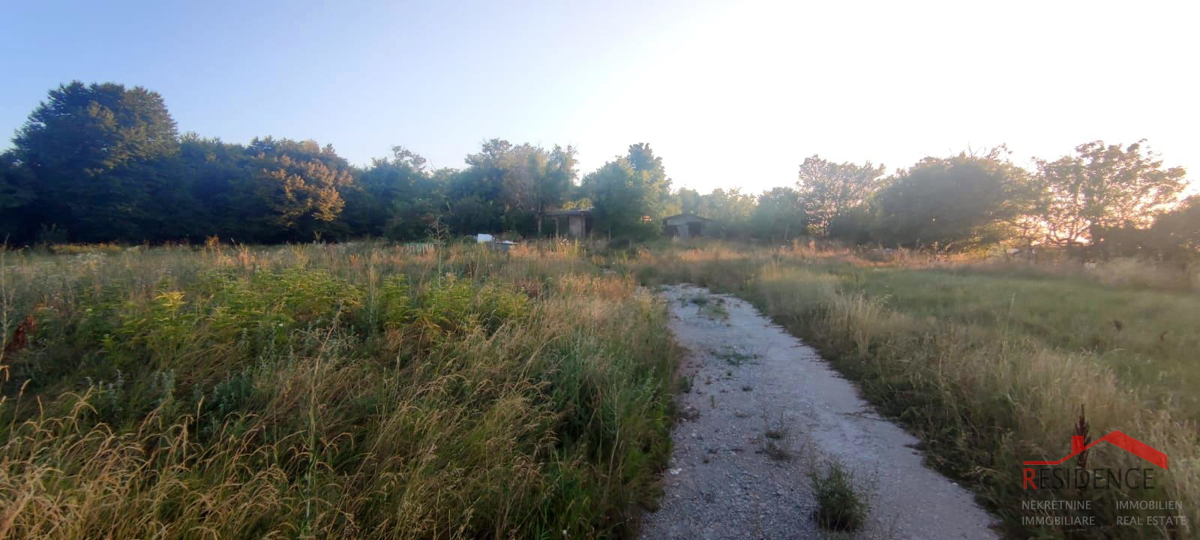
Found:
[0,241,675,539]
[625,242,1198,539]
[1,240,1197,539]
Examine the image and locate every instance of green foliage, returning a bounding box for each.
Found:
[583,144,673,240]
[0,151,37,242]
[796,155,886,236]
[809,458,870,531]
[344,146,438,239]
[378,274,413,329]
[412,276,530,342]
[247,138,353,241]
[1150,195,1200,261]
[751,187,807,241]
[1035,140,1187,247]
[13,81,181,242]
[692,188,756,238]
[0,243,675,539]
[870,149,1034,249]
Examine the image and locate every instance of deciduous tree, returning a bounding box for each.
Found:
[14,82,180,241]
[871,149,1032,249]
[1035,141,1186,246]
[796,155,886,236]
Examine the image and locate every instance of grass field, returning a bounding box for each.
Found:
[0,242,676,539]
[2,240,1196,539]
[624,242,1198,538]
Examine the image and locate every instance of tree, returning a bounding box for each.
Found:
[871,149,1032,249]
[583,144,673,240]
[0,152,37,243]
[696,188,756,238]
[1035,140,1187,247]
[342,146,432,238]
[246,138,352,242]
[14,81,180,241]
[751,187,807,242]
[439,139,578,237]
[179,134,255,241]
[677,187,702,215]
[531,145,577,235]
[796,155,886,236]
[1148,196,1200,262]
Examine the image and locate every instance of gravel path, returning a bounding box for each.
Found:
[639,285,1000,540]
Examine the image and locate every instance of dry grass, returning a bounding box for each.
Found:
[0,240,675,539]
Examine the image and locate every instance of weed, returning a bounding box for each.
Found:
[0,241,676,539]
[712,346,756,366]
[809,457,870,531]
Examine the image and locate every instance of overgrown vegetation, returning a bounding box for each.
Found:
[0,241,676,539]
[624,241,1198,539]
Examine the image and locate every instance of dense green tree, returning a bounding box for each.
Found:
[178,135,254,241]
[826,206,874,244]
[796,155,886,236]
[1035,141,1187,247]
[751,187,806,241]
[695,188,756,237]
[13,82,180,241]
[871,150,1032,249]
[244,138,352,242]
[1149,195,1200,261]
[583,144,673,240]
[532,145,578,235]
[342,146,434,238]
[435,140,580,238]
[446,139,518,235]
[0,151,37,243]
[677,187,702,215]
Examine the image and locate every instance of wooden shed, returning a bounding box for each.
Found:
[662,213,712,239]
[544,208,594,238]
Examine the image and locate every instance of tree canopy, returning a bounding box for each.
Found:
[871,149,1034,249]
[1035,140,1187,246]
[582,144,673,240]
[796,155,886,236]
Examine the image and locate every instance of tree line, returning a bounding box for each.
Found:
[1,81,1196,261]
[672,147,1195,261]
[0,82,675,245]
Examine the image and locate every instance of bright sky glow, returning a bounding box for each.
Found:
[2,0,1195,193]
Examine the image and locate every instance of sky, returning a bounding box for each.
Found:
[2,0,1197,194]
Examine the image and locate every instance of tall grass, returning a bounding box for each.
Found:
[624,241,1198,539]
[0,240,675,539]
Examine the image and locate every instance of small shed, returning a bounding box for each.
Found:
[663,213,712,239]
[544,208,594,238]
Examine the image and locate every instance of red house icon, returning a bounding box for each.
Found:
[1023,430,1168,469]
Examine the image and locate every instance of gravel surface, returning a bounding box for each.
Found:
[638,285,1000,540]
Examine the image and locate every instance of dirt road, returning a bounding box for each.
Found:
[639,285,999,540]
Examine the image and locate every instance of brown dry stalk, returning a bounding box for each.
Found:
[1075,404,1092,470]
